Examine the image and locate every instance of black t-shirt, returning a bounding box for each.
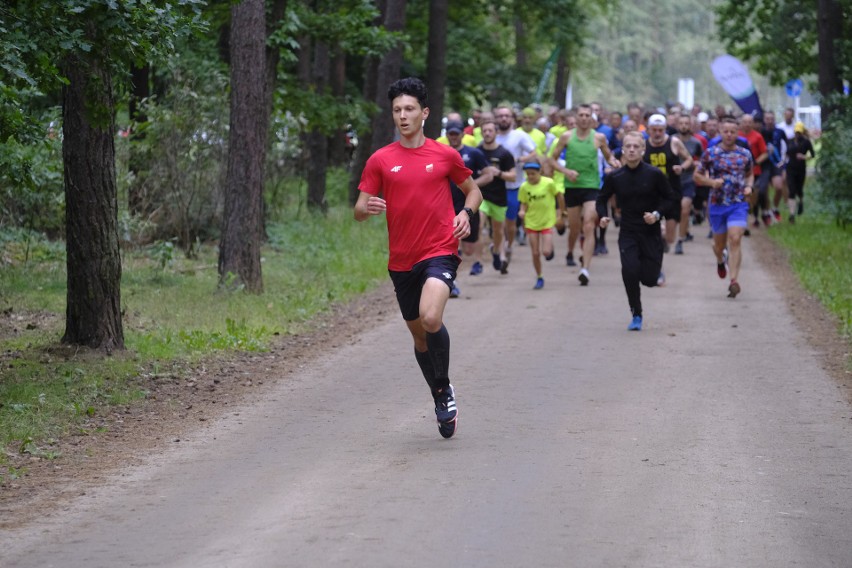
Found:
[450,145,489,213]
[786,137,814,174]
[478,144,515,206]
[643,136,682,193]
[597,161,677,234]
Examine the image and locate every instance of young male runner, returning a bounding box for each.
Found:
[549,103,620,285]
[598,132,677,330]
[355,78,482,438]
[693,117,754,298]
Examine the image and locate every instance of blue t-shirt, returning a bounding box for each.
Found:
[451,145,489,213]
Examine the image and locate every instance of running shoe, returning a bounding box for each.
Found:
[434,385,457,438]
[717,248,728,279]
[490,245,501,271]
[599,244,608,255]
[798,200,804,215]
[707,230,714,239]
[752,219,760,228]
[744,229,751,237]
[773,209,782,222]
[450,282,460,298]
[685,232,694,242]
[578,268,590,286]
[657,271,666,287]
[762,212,773,227]
[728,280,741,298]
[500,260,509,275]
[534,277,544,290]
[470,261,483,276]
[628,315,643,331]
[674,241,684,255]
[566,253,577,267]
[544,251,555,261]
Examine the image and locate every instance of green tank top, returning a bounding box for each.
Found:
[564,129,600,189]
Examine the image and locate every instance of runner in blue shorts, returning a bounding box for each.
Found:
[694,117,754,299]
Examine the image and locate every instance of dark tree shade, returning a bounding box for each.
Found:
[423,0,448,139]
[219,0,267,293]
[61,51,124,351]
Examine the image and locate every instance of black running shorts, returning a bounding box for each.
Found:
[389,255,460,321]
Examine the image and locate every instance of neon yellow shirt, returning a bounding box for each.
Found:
[517,126,547,156]
[437,134,477,147]
[519,176,564,230]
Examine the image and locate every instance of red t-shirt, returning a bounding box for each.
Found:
[741,129,767,176]
[359,139,472,271]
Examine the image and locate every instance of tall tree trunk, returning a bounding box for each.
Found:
[348,0,406,203]
[265,0,288,116]
[514,16,527,70]
[328,50,349,167]
[349,55,379,205]
[306,39,330,211]
[817,0,844,123]
[554,51,568,108]
[61,52,124,351]
[219,0,267,293]
[128,63,150,215]
[424,0,448,139]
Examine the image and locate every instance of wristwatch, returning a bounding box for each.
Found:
[653,211,661,221]
[463,207,476,220]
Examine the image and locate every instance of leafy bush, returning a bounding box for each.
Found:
[815,96,852,228]
[124,57,230,254]
[0,107,64,236]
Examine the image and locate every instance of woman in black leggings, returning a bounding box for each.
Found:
[785,122,815,222]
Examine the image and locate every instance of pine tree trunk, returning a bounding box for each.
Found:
[218,0,267,293]
[128,63,150,215]
[554,51,568,108]
[817,0,844,123]
[424,0,448,139]
[61,52,125,351]
[328,51,349,167]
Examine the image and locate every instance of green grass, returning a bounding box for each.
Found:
[0,192,388,479]
[767,212,852,339]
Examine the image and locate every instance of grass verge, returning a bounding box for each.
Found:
[767,213,851,339]
[1,190,388,482]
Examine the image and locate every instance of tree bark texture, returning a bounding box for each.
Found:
[817,0,844,123]
[61,52,125,351]
[424,0,448,139]
[348,0,406,204]
[219,0,267,293]
[306,39,330,211]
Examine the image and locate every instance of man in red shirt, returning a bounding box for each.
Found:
[355,77,482,439]
[739,113,769,227]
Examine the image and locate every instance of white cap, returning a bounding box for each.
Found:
[697,111,709,122]
[648,114,666,126]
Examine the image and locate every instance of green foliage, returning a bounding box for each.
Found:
[126,53,230,251]
[716,0,852,88]
[0,109,64,235]
[769,208,852,338]
[815,96,852,227]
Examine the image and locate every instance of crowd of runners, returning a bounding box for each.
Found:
[439,98,815,315]
[355,77,815,438]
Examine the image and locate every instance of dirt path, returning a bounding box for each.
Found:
[2,227,851,567]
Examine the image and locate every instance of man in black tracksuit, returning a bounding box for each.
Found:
[597,131,678,331]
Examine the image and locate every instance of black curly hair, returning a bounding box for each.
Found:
[387,77,428,108]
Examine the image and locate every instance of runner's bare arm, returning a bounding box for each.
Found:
[354,190,385,221]
[672,138,693,174]
[597,133,620,168]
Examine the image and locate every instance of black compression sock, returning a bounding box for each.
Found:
[414,348,439,391]
[425,324,451,390]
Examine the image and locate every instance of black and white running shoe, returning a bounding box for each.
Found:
[434,385,457,439]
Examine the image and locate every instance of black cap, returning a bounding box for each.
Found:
[446,121,464,134]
